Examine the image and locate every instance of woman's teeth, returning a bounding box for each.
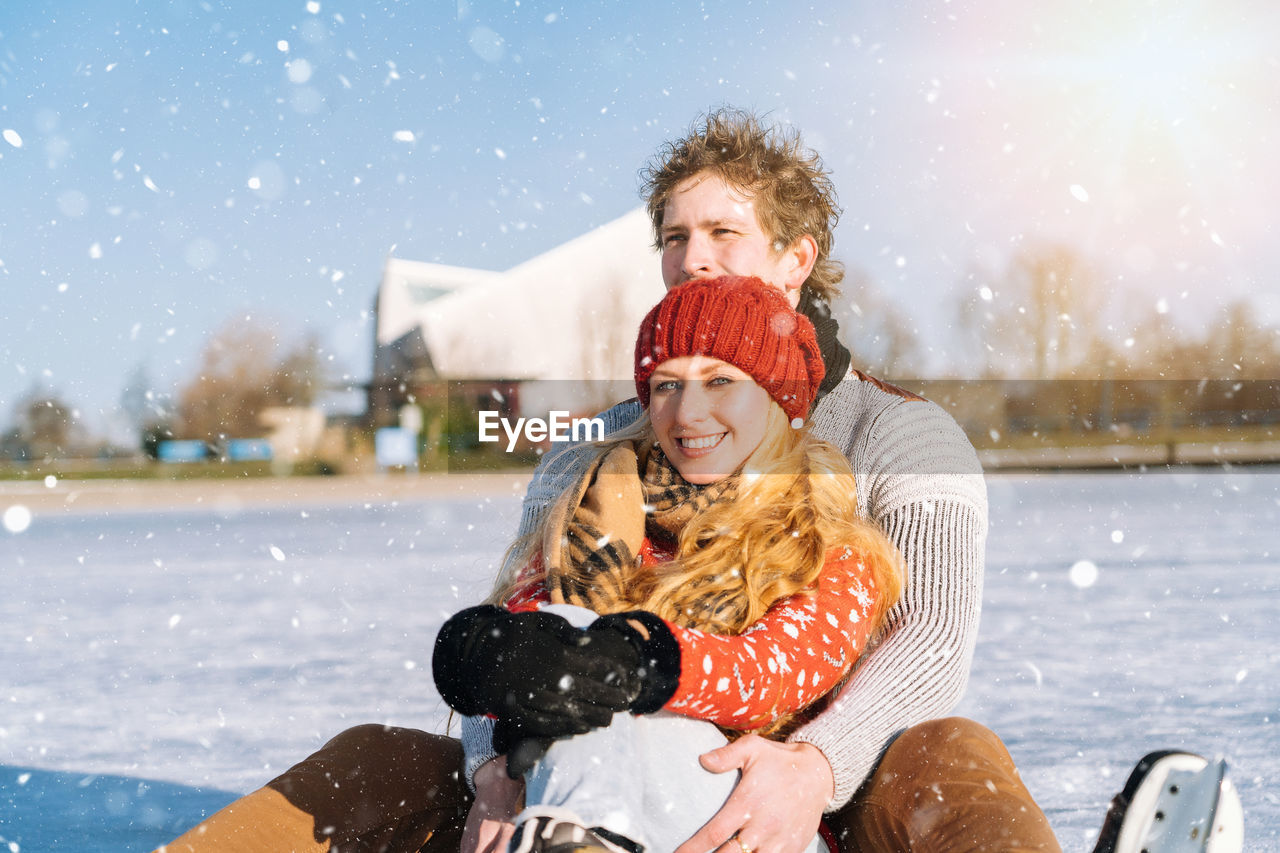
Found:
[679,433,725,450]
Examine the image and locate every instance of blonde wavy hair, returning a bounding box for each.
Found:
[640,107,845,302]
[489,404,902,640]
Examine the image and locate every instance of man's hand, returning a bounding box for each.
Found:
[675,736,834,853]
[462,756,523,853]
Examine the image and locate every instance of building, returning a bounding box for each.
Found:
[369,208,664,433]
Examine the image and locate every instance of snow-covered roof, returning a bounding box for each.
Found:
[375,208,664,383]
[375,258,503,347]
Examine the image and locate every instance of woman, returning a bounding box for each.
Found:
[433,275,902,853]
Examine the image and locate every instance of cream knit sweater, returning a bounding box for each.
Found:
[461,370,987,810]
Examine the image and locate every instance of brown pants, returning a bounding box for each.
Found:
[158,717,1061,853]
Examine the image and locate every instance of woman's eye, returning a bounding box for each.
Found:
[653,380,680,393]
[708,376,734,387]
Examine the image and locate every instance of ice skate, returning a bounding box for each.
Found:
[1092,750,1243,852]
[508,807,644,853]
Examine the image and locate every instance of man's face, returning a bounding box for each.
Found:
[658,173,808,307]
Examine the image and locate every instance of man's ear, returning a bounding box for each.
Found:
[780,234,819,298]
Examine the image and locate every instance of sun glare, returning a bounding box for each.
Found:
[1083,15,1227,125]
[925,0,1276,330]
[961,0,1271,262]
[1067,6,1261,183]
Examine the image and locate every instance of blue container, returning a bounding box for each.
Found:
[375,427,418,468]
[157,440,211,463]
[226,438,273,462]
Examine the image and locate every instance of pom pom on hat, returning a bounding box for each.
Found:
[634,276,825,424]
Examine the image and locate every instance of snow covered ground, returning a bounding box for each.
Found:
[2,467,1277,851]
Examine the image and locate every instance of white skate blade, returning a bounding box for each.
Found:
[1113,753,1243,853]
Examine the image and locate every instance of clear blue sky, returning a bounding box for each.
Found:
[2,0,1276,440]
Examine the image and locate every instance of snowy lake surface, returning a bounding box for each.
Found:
[2,467,1277,851]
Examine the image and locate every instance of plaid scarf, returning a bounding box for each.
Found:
[541,441,735,613]
[542,443,824,741]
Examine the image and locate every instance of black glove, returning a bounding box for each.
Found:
[584,610,682,714]
[496,610,684,777]
[493,722,555,778]
[432,605,682,777]
[433,605,639,726]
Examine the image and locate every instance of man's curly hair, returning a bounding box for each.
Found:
[640,108,844,300]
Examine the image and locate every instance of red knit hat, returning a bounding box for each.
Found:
[634,276,825,425]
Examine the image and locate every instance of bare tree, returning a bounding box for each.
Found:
[120,362,174,451]
[10,387,78,459]
[836,270,923,377]
[176,316,327,442]
[1119,299,1280,379]
[1201,301,1280,379]
[958,245,1106,379]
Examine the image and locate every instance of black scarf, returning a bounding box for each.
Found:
[798,287,852,401]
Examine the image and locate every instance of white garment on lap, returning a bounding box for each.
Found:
[525,605,825,853]
[525,711,824,853]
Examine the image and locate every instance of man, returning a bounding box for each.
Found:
[162,110,1059,853]
[459,110,1060,853]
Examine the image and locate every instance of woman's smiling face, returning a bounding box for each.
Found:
[647,355,774,485]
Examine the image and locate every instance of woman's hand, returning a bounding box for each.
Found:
[433,605,640,735]
[462,755,524,853]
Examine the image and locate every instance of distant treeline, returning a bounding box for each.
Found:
[908,379,1279,447]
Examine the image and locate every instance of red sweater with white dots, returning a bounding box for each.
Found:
[504,538,884,732]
